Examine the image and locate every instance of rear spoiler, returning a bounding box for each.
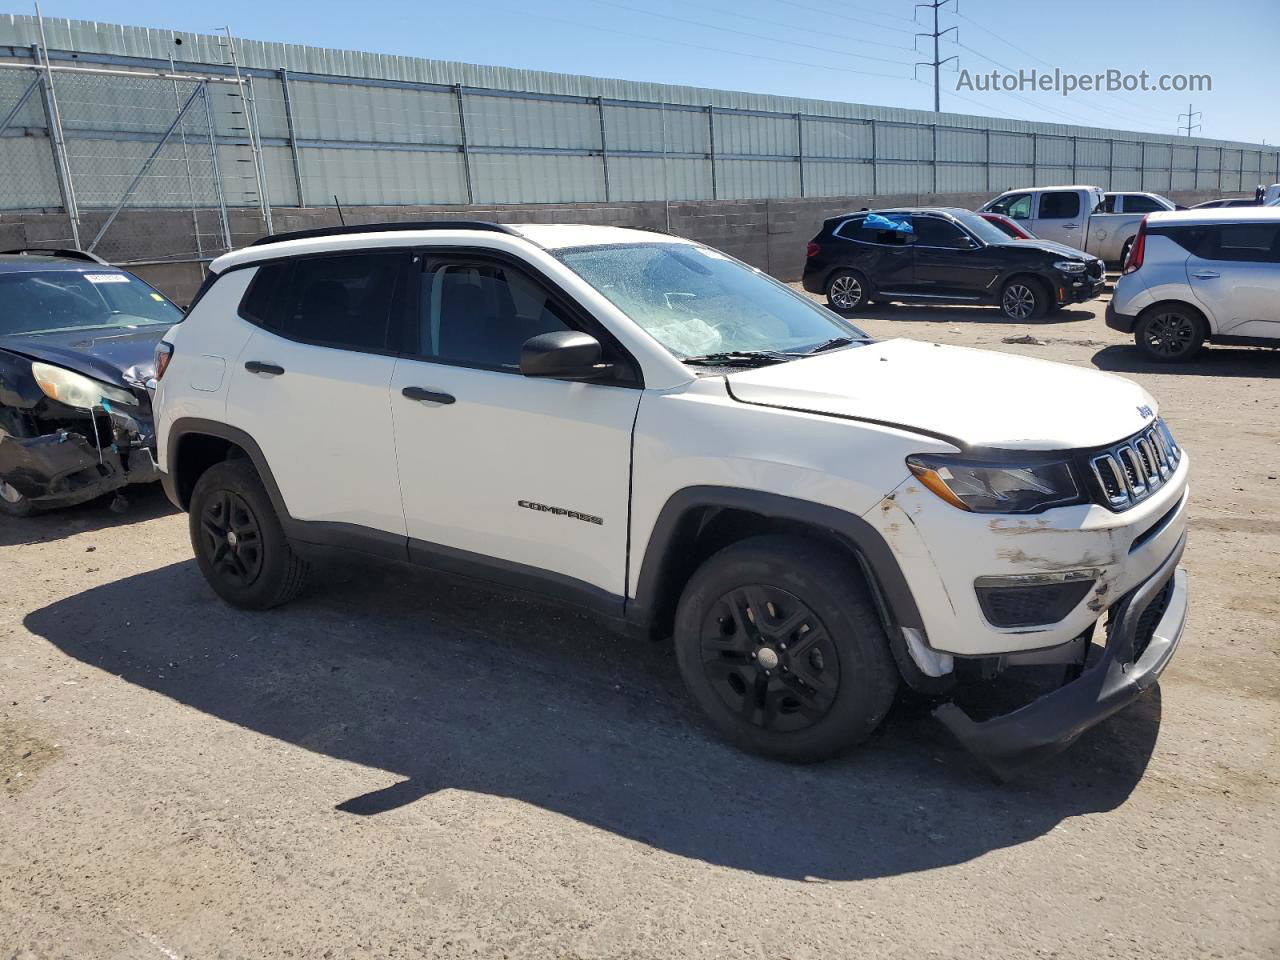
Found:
[1,247,108,264]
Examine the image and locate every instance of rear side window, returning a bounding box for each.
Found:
[239,252,407,352]
[1196,223,1280,263]
[832,217,865,239]
[1123,194,1166,213]
[1151,225,1208,256]
[1038,192,1081,219]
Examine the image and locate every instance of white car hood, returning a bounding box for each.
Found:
[725,338,1157,450]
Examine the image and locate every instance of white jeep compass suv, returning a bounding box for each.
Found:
[153,221,1190,778]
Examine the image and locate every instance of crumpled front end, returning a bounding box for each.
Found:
[0,400,159,508]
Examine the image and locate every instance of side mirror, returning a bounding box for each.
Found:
[520,330,610,380]
[954,236,976,249]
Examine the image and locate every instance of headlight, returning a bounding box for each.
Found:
[1053,260,1086,274]
[907,454,1083,513]
[31,361,136,410]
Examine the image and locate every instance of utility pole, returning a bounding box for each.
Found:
[915,0,957,113]
[1178,104,1201,137]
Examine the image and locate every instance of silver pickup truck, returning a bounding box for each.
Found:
[979,185,1146,264]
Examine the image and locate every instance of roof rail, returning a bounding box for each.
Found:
[1,247,108,264]
[249,220,520,247]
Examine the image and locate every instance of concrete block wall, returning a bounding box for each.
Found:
[2,186,1229,304]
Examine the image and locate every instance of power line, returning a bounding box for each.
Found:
[593,0,913,67]
[684,0,916,52]
[952,7,1167,122]
[949,39,1167,132]
[765,0,920,36]
[1179,104,1202,136]
[914,0,956,113]
[477,1,915,80]
[783,0,919,27]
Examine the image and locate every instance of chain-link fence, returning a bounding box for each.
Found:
[0,57,259,263]
[4,34,1280,264]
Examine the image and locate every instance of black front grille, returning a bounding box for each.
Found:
[976,578,1096,628]
[1087,260,1104,280]
[1086,419,1182,511]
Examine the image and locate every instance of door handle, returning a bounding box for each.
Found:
[244,361,284,376]
[402,386,455,405]
[1063,223,1078,229]
[1192,271,1220,279]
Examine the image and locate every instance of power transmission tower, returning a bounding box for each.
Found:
[915,0,957,113]
[1178,104,1202,137]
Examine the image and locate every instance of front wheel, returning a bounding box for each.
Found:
[0,479,35,518]
[1135,306,1205,362]
[673,536,899,762]
[1000,277,1050,320]
[189,459,309,609]
[826,270,868,311]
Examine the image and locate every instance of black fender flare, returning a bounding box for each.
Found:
[163,418,290,518]
[626,486,925,641]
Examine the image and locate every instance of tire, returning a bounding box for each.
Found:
[0,479,35,518]
[1134,305,1205,362]
[188,458,309,609]
[825,269,869,311]
[673,535,899,762]
[999,276,1050,321]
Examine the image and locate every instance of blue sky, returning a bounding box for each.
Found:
[28,0,1279,144]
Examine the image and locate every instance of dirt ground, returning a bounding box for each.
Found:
[1,288,1277,960]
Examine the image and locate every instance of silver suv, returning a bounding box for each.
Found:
[1107,208,1280,361]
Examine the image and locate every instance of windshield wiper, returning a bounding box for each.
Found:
[682,350,794,367]
[799,336,862,354]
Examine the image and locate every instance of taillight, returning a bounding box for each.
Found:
[1124,216,1148,274]
[806,242,820,257]
[154,341,174,381]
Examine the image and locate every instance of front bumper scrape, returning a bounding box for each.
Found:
[934,532,1188,781]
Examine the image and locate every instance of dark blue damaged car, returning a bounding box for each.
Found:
[0,249,183,516]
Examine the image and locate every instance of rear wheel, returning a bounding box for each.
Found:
[826,270,868,311]
[673,536,899,762]
[189,459,309,609]
[1000,277,1050,320]
[1135,306,1205,362]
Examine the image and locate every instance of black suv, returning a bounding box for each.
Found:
[802,207,1105,320]
[0,249,183,515]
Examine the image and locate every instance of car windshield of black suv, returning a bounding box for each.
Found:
[557,242,868,362]
[948,210,1017,246]
[0,269,183,337]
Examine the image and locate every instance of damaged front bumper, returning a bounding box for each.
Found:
[935,531,1188,781]
[0,405,159,508]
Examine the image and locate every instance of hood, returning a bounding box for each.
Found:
[995,239,1096,261]
[725,339,1157,450]
[0,324,171,388]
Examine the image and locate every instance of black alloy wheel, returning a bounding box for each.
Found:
[1137,309,1204,361]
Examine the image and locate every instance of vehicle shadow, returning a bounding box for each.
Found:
[24,557,1163,881]
[837,303,1098,326]
[1092,344,1280,379]
[0,483,176,548]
